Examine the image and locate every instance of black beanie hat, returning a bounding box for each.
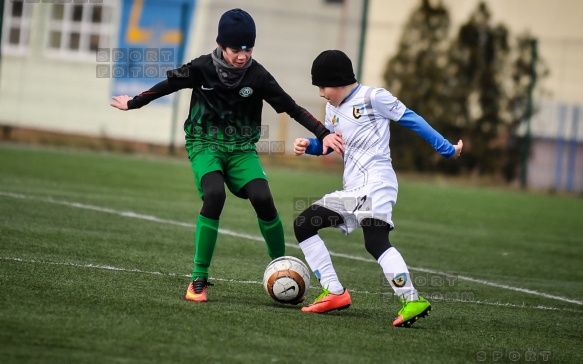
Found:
[311,50,357,87]
[216,8,256,50]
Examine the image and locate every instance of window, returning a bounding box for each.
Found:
[46,1,114,59]
[1,0,34,55]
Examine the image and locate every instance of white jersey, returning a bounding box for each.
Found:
[311,84,453,234]
[323,84,405,191]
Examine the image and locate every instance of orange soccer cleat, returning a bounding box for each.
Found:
[301,288,351,313]
[185,277,213,302]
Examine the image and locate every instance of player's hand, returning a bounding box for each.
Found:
[110,95,132,110]
[294,138,310,156]
[323,132,345,155]
[452,139,463,159]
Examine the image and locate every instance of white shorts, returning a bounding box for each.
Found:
[313,181,397,235]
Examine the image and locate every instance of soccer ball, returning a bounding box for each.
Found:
[263,256,311,303]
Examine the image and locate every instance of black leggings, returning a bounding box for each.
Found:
[199,171,277,221]
[293,204,392,260]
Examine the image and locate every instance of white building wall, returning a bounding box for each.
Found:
[1,1,174,144]
[5,0,581,144]
[0,0,364,148]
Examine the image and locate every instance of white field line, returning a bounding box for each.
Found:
[1,190,582,307]
[1,256,581,314]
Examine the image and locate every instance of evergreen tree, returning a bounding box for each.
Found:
[383,0,546,180]
[383,0,451,172]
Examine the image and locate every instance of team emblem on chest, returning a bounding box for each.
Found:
[239,87,253,97]
[353,104,365,119]
[332,115,340,126]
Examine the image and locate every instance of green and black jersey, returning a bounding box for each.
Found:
[128,54,330,152]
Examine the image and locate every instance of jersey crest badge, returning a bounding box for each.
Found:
[332,115,340,126]
[239,87,253,97]
[353,104,365,119]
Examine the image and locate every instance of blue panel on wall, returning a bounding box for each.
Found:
[111,0,195,103]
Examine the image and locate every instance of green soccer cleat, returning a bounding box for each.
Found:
[392,296,431,328]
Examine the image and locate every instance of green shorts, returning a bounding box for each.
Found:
[187,146,267,199]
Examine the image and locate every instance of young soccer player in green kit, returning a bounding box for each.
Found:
[110,9,344,302]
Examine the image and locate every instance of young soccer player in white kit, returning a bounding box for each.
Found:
[293,50,463,327]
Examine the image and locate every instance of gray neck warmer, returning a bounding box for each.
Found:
[211,47,251,88]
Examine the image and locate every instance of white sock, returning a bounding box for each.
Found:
[378,247,418,301]
[299,235,344,294]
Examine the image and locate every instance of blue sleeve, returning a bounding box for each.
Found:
[396,108,455,158]
[304,137,333,156]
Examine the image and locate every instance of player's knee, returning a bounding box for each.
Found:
[248,190,278,221]
[201,172,226,206]
[204,187,226,206]
[248,189,273,208]
[245,180,276,217]
[200,187,226,220]
[293,213,318,243]
[364,239,392,261]
[362,219,392,260]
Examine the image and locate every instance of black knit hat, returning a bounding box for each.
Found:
[311,50,357,87]
[216,8,256,50]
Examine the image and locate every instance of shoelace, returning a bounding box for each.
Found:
[399,295,409,311]
[193,280,214,293]
[314,288,331,302]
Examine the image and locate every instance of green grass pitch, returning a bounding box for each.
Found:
[0,144,582,363]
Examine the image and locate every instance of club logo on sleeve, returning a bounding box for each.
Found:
[353,104,365,119]
[391,273,408,288]
[239,87,253,97]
